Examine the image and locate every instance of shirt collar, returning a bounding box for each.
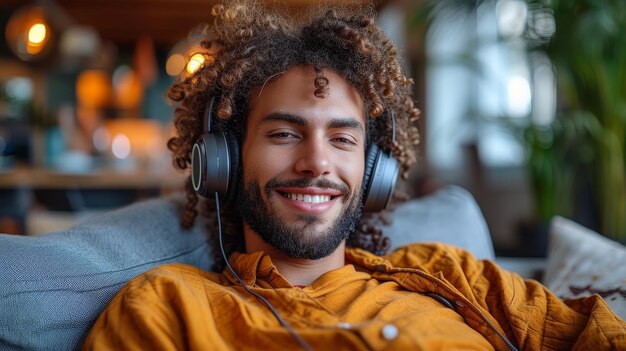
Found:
[224,250,377,289]
[224,251,293,288]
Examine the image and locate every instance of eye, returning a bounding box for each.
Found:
[267,130,301,143]
[333,137,354,144]
[331,134,358,148]
[271,132,296,138]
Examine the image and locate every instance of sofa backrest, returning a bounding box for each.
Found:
[0,194,212,350]
[0,185,493,350]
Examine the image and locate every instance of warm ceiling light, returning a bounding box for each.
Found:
[5,5,53,61]
[166,38,219,79]
[186,53,206,75]
[26,22,49,54]
[27,23,47,45]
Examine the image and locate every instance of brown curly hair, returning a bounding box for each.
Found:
[166,0,420,270]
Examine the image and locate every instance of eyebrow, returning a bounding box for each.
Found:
[262,112,364,134]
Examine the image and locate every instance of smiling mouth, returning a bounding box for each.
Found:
[277,192,334,203]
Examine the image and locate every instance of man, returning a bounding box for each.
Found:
[83,1,626,350]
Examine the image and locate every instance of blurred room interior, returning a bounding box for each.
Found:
[1,0,624,261]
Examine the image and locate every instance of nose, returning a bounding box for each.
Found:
[294,138,331,177]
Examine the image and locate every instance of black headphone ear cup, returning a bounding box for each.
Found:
[362,145,378,201]
[191,132,233,199]
[362,144,399,212]
[222,131,240,205]
[191,138,208,197]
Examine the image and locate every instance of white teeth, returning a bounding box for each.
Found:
[285,193,331,203]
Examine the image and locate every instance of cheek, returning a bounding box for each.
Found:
[352,161,366,190]
[242,142,291,184]
[241,139,256,183]
[339,153,365,192]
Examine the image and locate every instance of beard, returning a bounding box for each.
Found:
[235,177,363,260]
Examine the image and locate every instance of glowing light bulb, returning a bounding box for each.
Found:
[186,53,205,75]
[6,6,52,60]
[28,23,47,45]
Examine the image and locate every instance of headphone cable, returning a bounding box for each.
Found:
[214,193,313,351]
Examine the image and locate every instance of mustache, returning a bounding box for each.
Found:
[265,177,350,197]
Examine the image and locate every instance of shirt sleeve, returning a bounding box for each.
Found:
[447,246,626,350]
[81,271,187,351]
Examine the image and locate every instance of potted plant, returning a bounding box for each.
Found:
[525,0,626,241]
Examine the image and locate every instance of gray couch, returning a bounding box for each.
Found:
[0,185,494,351]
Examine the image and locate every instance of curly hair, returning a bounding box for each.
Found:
[167,0,420,271]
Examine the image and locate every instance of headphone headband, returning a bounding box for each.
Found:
[390,110,396,143]
[204,95,218,133]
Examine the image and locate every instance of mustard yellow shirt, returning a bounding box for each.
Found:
[83,243,626,350]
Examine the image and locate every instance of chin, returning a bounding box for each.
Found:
[285,215,327,232]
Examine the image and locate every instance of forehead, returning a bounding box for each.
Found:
[247,66,365,125]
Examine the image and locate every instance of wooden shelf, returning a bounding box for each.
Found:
[0,165,187,190]
[0,165,188,235]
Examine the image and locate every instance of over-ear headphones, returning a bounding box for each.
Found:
[362,141,399,212]
[191,96,240,203]
[190,95,399,212]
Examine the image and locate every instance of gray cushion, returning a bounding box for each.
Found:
[385,185,494,260]
[0,185,492,350]
[0,194,211,351]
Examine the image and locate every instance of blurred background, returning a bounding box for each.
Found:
[0,0,624,257]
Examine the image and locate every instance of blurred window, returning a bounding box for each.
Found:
[426,0,555,171]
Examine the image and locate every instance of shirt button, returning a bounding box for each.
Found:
[337,322,351,329]
[381,324,398,341]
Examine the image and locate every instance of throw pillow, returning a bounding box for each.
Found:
[543,216,626,320]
